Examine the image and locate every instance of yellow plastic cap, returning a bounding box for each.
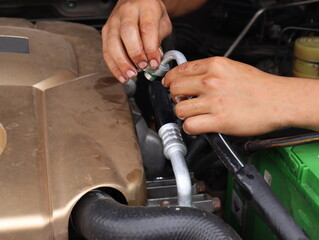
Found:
[293,58,319,79]
[294,37,319,63]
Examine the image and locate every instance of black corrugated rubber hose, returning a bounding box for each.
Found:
[71,191,241,240]
[185,134,209,168]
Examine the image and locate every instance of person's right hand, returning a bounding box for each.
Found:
[102,0,172,83]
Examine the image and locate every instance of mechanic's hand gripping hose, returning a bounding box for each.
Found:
[146,50,309,240]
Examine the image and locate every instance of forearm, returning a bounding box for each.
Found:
[162,0,208,18]
[283,77,319,132]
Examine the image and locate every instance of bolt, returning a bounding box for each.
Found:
[160,201,172,206]
[65,0,77,8]
[196,181,206,193]
[212,197,221,211]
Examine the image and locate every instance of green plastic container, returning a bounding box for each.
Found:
[225,142,319,240]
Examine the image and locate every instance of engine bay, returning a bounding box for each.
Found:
[0,0,319,239]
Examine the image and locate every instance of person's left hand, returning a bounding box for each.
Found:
[163,57,292,136]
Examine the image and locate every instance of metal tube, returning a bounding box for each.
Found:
[144,50,192,207]
[224,0,319,58]
[158,123,192,207]
[144,50,188,81]
[169,150,193,207]
[277,26,319,46]
[160,50,187,66]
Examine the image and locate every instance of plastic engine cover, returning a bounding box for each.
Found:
[0,19,146,240]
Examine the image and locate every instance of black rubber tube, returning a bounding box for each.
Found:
[235,164,309,240]
[149,80,176,128]
[205,133,309,240]
[72,191,241,240]
[185,134,209,168]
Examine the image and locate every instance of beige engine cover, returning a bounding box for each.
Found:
[0,19,146,240]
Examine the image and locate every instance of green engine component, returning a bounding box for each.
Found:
[225,142,319,240]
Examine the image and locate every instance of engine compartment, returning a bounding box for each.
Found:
[0,0,319,239]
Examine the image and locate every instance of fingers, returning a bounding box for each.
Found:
[164,60,208,85]
[182,114,218,135]
[120,17,148,69]
[102,19,137,83]
[103,50,127,83]
[159,11,172,42]
[102,0,172,83]
[106,25,138,79]
[174,98,211,120]
[139,6,162,69]
[165,75,206,100]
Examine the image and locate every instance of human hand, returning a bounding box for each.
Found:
[163,57,293,136]
[102,0,172,83]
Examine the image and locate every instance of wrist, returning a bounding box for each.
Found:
[280,77,319,131]
[162,0,207,18]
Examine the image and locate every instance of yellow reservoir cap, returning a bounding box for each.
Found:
[293,58,319,79]
[294,37,319,63]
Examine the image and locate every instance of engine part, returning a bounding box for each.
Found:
[0,0,116,21]
[242,132,319,153]
[205,134,309,240]
[130,99,166,178]
[224,0,319,57]
[159,123,192,207]
[147,51,192,207]
[185,134,209,168]
[148,48,308,238]
[146,176,220,213]
[71,190,241,240]
[226,142,319,240]
[0,19,145,240]
[149,81,177,127]
[293,36,319,79]
[144,50,187,81]
[0,124,6,156]
[124,79,137,98]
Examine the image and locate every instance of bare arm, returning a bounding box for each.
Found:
[282,76,319,132]
[102,0,207,83]
[163,0,208,18]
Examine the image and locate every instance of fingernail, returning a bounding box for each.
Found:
[138,61,148,69]
[126,70,136,78]
[161,77,165,86]
[175,96,182,103]
[173,105,184,120]
[150,59,159,69]
[159,47,164,57]
[183,125,191,135]
[175,95,188,103]
[119,76,127,83]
